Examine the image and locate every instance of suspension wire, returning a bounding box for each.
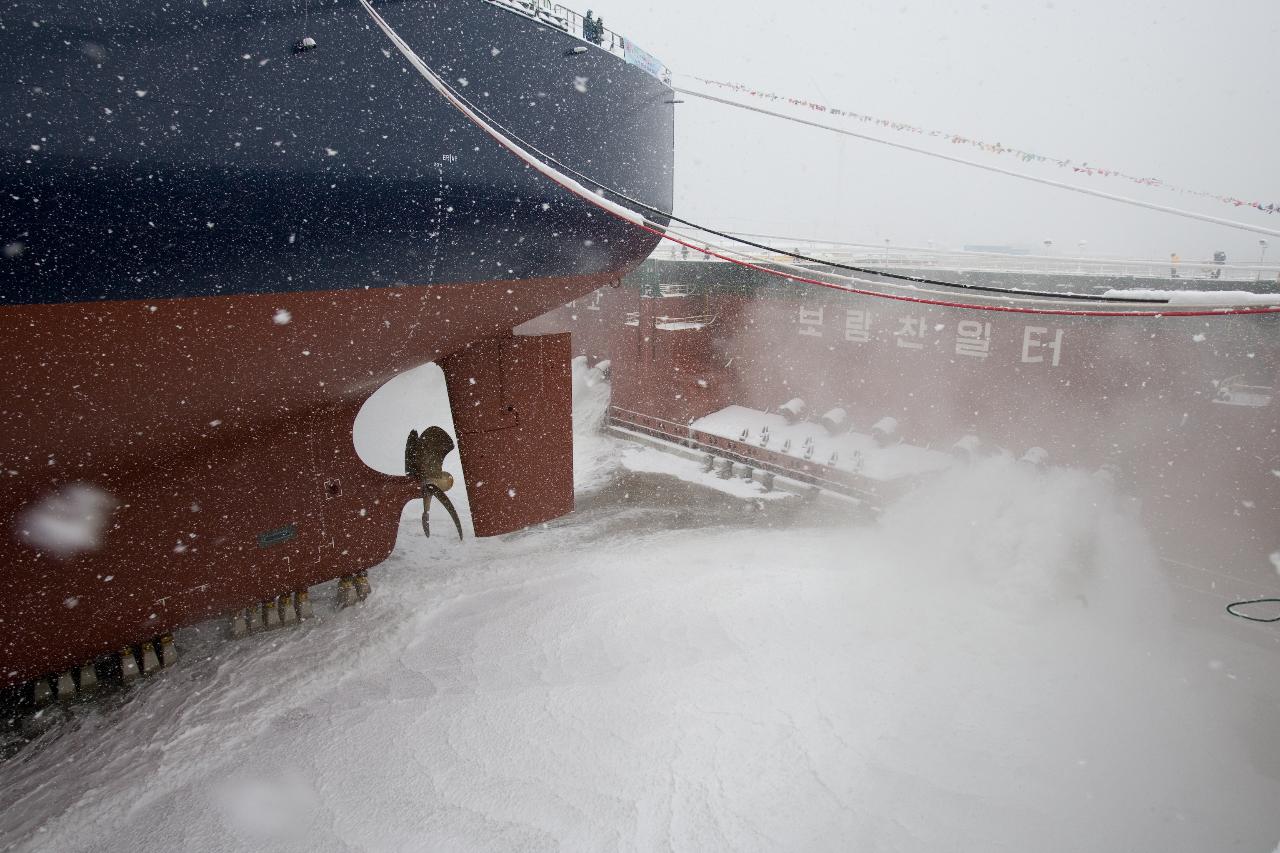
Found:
[628,222,1280,318]
[360,0,1280,317]
[672,87,1280,241]
[680,74,1280,220]
[425,75,1171,305]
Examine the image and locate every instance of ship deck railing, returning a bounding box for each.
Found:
[651,241,1280,285]
[553,3,671,81]
[551,4,627,55]
[486,0,670,80]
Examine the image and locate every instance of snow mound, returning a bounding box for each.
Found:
[877,455,1163,619]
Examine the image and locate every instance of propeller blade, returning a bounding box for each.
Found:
[405,429,420,479]
[420,483,433,537]
[423,481,464,541]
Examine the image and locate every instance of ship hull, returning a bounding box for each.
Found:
[2,0,673,303]
[0,0,674,687]
[4,274,605,684]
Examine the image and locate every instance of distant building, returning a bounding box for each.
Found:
[961,245,1031,255]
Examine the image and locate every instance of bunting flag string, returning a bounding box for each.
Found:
[684,75,1278,217]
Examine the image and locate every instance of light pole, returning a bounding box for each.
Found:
[1077,240,1087,273]
[1260,239,1269,282]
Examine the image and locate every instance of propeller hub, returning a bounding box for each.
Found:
[405,427,463,540]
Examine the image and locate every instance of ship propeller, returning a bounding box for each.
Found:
[405,426,463,540]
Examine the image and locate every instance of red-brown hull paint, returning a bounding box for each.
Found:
[442,333,575,537]
[0,271,620,687]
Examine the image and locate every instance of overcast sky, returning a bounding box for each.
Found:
[601,0,1279,260]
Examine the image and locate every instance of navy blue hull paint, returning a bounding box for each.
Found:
[0,0,674,305]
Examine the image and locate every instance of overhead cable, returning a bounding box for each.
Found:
[672,86,1280,240]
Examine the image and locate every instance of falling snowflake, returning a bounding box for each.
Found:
[16,483,117,559]
[573,76,588,94]
[273,309,292,325]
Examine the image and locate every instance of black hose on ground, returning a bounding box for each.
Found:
[1226,598,1280,623]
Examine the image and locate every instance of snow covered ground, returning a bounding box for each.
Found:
[2,363,1279,852]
